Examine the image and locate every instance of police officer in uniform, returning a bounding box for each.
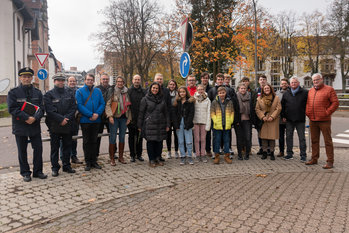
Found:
[7,67,47,182]
[44,73,77,176]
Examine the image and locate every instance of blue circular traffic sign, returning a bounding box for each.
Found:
[37,68,48,80]
[180,52,191,78]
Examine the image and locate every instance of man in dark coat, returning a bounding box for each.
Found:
[66,76,82,164]
[7,67,47,182]
[281,77,308,162]
[153,73,170,161]
[128,74,146,162]
[44,73,77,176]
[96,73,114,159]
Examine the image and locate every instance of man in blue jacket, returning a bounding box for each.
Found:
[76,74,105,171]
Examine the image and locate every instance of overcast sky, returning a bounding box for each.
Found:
[47,0,331,72]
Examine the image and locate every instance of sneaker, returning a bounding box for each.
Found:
[229,149,234,155]
[196,156,202,162]
[180,157,186,165]
[219,149,224,155]
[188,157,194,165]
[174,151,179,159]
[283,155,294,160]
[202,156,208,163]
[300,156,307,163]
[193,153,196,158]
[167,152,172,159]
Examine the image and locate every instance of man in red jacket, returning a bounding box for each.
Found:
[305,73,339,169]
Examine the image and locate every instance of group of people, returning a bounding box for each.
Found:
[8,67,339,182]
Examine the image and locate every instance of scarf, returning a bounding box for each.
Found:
[237,92,250,115]
[262,94,274,113]
[291,86,300,96]
[114,86,131,115]
[194,91,207,102]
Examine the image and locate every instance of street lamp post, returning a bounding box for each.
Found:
[252,0,258,86]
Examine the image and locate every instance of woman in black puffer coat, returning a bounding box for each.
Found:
[138,82,170,167]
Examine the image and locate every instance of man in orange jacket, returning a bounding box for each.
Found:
[305,73,339,169]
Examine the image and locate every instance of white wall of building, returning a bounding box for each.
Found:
[0,0,32,95]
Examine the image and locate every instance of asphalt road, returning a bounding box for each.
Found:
[0,114,348,168]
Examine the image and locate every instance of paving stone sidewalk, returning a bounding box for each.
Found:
[1,147,349,232]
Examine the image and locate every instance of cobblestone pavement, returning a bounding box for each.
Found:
[1,147,349,232]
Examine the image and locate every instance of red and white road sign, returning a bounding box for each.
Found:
[180,18,188,51]
[35,53,49,67]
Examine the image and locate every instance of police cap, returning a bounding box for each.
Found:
[52,73,66,81]
[18,67,34,76]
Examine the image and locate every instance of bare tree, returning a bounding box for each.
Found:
[273,11,297,79]
[297,11,328,76]
[93,0,162,84]
[326,0,349,92]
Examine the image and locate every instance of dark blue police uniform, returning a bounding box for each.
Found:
[44,81,77,174]
[7,81,45,178]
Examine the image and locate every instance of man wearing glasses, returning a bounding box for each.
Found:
[76,74,105,171]
[305,73,339,169]
[187,74,197,96]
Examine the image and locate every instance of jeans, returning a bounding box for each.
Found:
[15,134,43,177]
[236,120,252,154]
[109,117,127,144]
[146,141,163,161]
[213,129,230,154]
[279,123,286,153]
[50,133,72,171]
[81,123,99,165]
[206,123,212,153]
[310,120,334,163]
[193,124,207,156]
[166,122,178,152]
[176,118,193,157]
[286,121,307,158]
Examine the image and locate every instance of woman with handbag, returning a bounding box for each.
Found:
[105,76,131,166]
[138,82,170,167]
[255,83,282,160]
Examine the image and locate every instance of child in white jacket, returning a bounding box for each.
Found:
[193,84,211,162]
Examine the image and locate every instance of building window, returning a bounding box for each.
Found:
[324,76,333,86]
[271,74,280,88]
[304,76,312,88]
[321,59,335,73]
[17,61,21,75]
[346,76,349,88]
[271,62,280,74]
[17,17,21,41]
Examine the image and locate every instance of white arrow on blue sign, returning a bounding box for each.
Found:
[37,68,48,80]
[180,52,190,78]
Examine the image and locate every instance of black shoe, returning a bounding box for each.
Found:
[52,170,59,177]
[137,155,144,162]
[91,162,102,169]
[33,173,48,179]
[257,148,263,155]
[270,152,275,161]
[238,154,243,160]
[63,167,76,173]
[244,155,249,160]
[23,175,31,182]
[158,156,165,162]
[130,156,136,163]
[71,157,83,164]
[85,165,91,171]
[261,152,267,160]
